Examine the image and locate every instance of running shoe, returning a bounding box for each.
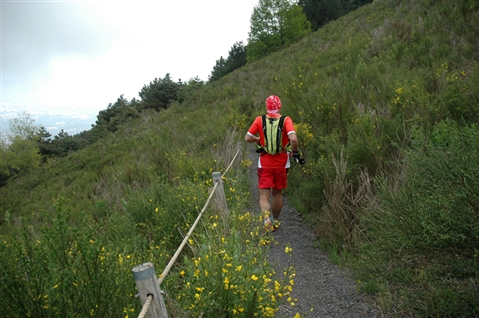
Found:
[263,211,274,234]
[263,217,274,234]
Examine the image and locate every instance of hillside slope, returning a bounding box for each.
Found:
[1,0,479,316]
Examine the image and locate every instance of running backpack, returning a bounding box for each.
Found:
[256,115,287,155]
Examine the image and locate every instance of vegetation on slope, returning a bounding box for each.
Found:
[1,0,479,316]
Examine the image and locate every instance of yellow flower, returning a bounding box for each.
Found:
[180,270,185,276]
[195,287,205,292]
[284,246,293,254]
[274,280,281,292]
[263,306,275,317]
[251,275,259,281]
[235,265,242,272]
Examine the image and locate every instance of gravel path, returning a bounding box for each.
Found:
[245,145,378,318]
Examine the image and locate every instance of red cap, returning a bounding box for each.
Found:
[265,95,281,114]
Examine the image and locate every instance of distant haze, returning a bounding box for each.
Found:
[1,0,258,137]
[1,110,95,137]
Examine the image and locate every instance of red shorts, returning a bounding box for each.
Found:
[258,167,287,190]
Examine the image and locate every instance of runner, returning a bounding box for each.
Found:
[244,95,299,233]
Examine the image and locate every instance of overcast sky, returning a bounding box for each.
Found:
[1,0,258,133]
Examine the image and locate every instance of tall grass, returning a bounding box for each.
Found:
[355,120,479,316]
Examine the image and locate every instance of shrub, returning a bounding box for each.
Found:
[357,119,479,315]
[0,197,136,317]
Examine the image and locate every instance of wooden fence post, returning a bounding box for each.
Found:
[236,142,242,170]
[132,262,168,318]
[212,171,229,227]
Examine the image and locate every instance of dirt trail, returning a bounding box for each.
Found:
[245,145,378,318]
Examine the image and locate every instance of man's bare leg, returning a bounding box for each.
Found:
[271,188,283,219]
[259,188,272,213]
[259,188,274,232]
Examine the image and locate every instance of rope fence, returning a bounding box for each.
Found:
[158,181,218,285]
[138,295,153,318]
[132,142,243,318]
[222,142,243,177]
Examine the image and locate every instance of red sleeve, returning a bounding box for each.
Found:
[284,116,295,135]
[247,116,263,137]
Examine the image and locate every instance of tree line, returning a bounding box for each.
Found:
[0,75,204,186]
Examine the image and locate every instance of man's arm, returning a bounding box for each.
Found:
[245,132,259,143]
[288,132,299,152]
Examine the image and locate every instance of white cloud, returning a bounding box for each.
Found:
[1,0,258,133]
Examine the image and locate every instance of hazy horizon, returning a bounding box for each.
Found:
[1,109,96,137]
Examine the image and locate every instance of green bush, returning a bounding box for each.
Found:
[357,120,479,315]
[0,197,136,317]
[375,120,479,255]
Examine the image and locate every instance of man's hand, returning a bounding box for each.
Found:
[292,150,305,165]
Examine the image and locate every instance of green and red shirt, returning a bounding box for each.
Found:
[247,114,296,168]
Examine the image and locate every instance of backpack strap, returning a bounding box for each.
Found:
[276,115,286,154]
[256,115,267,154]
[261,115,268,150]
